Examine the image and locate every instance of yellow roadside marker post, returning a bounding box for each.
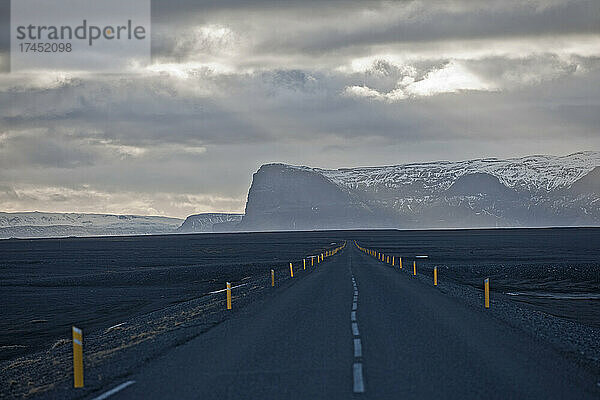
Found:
[72,326,83,388]
[413,261,416,276]
[392,256,395,266]
[303,259,306,270]
[311,257,314,267]
[289,263,294,277]
[226,282,232,310]
[434,267,438,286]
[271,269,275,287]
[399,257,402,269]
[485,279,490,308]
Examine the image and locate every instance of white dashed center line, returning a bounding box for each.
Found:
[351,322,360,336]
[350,257,365,394]
[353,363,365,393]
[354,338,362,357]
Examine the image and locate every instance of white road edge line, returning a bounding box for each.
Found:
[208,282,248,294]
[351,311,356,321]
[353,363,365,393]
[91,380,136,400]
[352,322,360,336]
[352,302,357,311]
[105,322,125,332]
[354,338,362,357]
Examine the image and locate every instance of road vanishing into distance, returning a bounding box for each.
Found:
[101,244,597,399]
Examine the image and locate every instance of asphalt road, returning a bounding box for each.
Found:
[98,244,598,399]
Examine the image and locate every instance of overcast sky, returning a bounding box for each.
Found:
[1,0,599,218]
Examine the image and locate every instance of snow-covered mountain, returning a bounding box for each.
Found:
[304,151,600,194]
[3,152,598,236]
[239,151,600,230]
[0,212,183,239]
[0,212,183,229]
[177,213,243,233]
[0,211,249,238]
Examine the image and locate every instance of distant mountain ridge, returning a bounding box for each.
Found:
[304,151,600,194]
[239,151,600,230]
[0,212,182,228]
[0,212,184,238]
[177,213,243,233]
[0,212,242,238]
[3,152,599,237]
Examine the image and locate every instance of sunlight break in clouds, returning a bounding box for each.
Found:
[344,61,496,101]
[406,61,496,97]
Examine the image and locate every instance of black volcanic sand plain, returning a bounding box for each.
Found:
[0,232,346,362]
[0,228,599,398]
[356,228,600,328]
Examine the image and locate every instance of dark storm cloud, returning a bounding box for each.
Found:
[150,0,600,60]
[252,3,597,57]
[0,0,8,52]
